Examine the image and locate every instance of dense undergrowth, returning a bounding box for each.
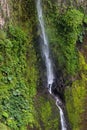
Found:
[65,52,87,130]
[0,0,60,130]
[34,95,60,130]
[0,25,39,130]
[44,1,84,75]
[0,24,59,130]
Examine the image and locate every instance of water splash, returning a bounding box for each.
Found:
[36,0,67,130]
[56,97,67,130]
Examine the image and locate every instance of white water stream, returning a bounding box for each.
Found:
[36,0,67,130]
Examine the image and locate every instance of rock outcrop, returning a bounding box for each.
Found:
[0,0,10,28]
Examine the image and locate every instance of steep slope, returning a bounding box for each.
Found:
[0,0,87,130]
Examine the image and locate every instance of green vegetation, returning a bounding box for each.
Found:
[0,123,10,130]
[43,2,87,129]
[65,52,87,130]
[0,0,61,129]
[0,1,60,130]
[56,9,84,75]
[45,6,84,75]
[84,15,87,24]
[0,26,39,130]
[34,96,60,130]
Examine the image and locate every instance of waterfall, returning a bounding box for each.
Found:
[36,0,67,130]
[37,0,54,88]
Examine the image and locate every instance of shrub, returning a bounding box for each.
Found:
[45,8,84,75]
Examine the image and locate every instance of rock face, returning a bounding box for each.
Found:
[56,0,87,4]
[0,0,10,28]
[56,0,87,12]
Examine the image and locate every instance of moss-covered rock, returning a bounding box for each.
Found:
[65,52,87,130]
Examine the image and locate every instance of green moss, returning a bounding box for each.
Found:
[34,96,60,130]
[0,30,6,40]
[84,15,87,24]
[65,52,87,130]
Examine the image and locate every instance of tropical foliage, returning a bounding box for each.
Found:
[0,26,39,129]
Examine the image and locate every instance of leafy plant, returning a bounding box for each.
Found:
[0,25,39,130]
[45,7,84,75]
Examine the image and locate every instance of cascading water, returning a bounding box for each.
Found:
[36,0,67,130]
[36,0,54,88]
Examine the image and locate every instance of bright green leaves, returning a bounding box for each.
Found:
[55,9,84,75]
[2,112,9,118]
[0,30,6,40]
[34,97,60,130]
[41,101,51,123]
[46,7,84,75]
[65,52,87,130]
[79,52,87,72]
[8,25,27,43]
[62,9,84,29]
[0,25,39,130]
[84,15,87,24]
